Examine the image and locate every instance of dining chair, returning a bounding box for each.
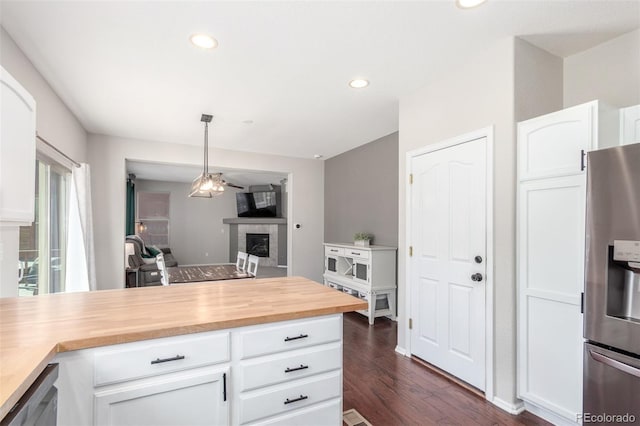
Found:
[155,253,169,286]
[247,255,259,278]
[236,251,248,271]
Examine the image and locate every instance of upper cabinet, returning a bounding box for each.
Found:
[620,104,640,145]
[517,100,618,182]
[0,66,36,225]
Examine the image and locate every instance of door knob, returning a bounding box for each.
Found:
[474,256,483,264]
[471,273,483,282]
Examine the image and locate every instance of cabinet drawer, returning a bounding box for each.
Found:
[238,316,341,360]
[94,331,229,386]
[238,371,341,425]
[249,398,341,426]
[345,248,369,259]
[238,343,342,392]
[324,246,344,256]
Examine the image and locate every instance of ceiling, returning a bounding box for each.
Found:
[126,160,287,188]
[1,1,639,159]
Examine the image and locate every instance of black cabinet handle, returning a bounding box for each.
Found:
[284,334,308,342]
[150,355,185,365]
[285,364,309,373]
[284,395,308,405]
[223,373,227,401]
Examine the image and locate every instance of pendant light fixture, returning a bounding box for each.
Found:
[189,114,225,198]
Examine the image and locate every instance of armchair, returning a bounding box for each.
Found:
[125,235,178,286]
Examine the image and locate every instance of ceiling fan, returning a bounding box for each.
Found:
[189,114,245,198]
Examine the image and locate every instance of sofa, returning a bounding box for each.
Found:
[125,235,178,286]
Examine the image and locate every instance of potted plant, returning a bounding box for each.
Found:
[354,232,373,247]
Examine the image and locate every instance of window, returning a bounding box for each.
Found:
[18,159,70,296]
[137,191,170,246]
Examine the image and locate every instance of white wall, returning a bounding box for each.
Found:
[135,179,236,265]
[0,27,87,162]
[564,28,640,109]
[88,134,324,290]
[399,37,517,405]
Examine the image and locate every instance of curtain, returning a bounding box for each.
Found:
[126,176,135,236]
[65,164,97,292]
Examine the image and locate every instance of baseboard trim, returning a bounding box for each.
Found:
[394,345,407,356]
[491,397,525,415]
[523,402,578,425]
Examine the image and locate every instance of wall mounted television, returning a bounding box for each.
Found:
[236,191,279,217]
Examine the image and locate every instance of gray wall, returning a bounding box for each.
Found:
[564,28,640,109]
[135,179,237,266]
[324,132,398,247]
[515,38,564,122]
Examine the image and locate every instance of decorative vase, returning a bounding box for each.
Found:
[354,239,370,247]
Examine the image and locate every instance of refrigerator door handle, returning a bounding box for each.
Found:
[590,349,640,378]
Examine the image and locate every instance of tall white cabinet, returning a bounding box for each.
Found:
[0,66,36,298]
[516,100,618,424]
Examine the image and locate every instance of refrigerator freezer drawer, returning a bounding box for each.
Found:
[583,343,640,425]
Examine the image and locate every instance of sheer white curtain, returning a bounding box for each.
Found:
[65,163,96,292]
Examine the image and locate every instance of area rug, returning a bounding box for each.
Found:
[343,408,373,426]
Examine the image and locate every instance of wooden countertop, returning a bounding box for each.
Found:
[0,276,367,419]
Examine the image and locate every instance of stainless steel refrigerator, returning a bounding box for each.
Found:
[584,142,640,425]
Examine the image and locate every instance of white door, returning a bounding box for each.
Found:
[410,137,487,390]
[620,104,640,145]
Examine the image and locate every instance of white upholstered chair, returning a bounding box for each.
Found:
[155,253,169,286]
[236,251,248,271]
[247,255,259,277]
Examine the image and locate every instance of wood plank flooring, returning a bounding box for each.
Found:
[343,312,550,425]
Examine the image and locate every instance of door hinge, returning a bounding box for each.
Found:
[581,292,585,314]
[409,246,413,257]
[409,173,413,184]
[581,149,586,171]
[409,318,413,330]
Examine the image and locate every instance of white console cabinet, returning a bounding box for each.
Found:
[323,243,396,325]
[54,314,343,426]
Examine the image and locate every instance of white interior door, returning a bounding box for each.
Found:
[409,137,487,390]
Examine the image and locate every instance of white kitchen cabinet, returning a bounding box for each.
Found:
[232,315,343,425]
[516,100,617,424]
[619,104,640,145]
[54,315,344,426]
[323,243,396,325]
[94,367,229,426]
[0,65,36,225]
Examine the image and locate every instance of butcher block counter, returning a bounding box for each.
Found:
[0,276,367,423]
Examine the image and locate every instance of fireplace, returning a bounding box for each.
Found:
[246,233,270,257]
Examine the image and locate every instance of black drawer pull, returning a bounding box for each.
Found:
[284,334,308,342]
[150,355,185,365]
[285,364,309,373]
[284,395,308,405]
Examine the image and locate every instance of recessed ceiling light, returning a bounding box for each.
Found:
[349,79,369,89]
[190,34,218,49]
[456,0,487,9]
[313,154,323,159]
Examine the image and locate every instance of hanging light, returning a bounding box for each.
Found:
[189,114,225,198]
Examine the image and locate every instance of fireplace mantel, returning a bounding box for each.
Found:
[222,217,287,225]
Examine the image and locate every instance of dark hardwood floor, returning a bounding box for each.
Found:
[343,312,550,425]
